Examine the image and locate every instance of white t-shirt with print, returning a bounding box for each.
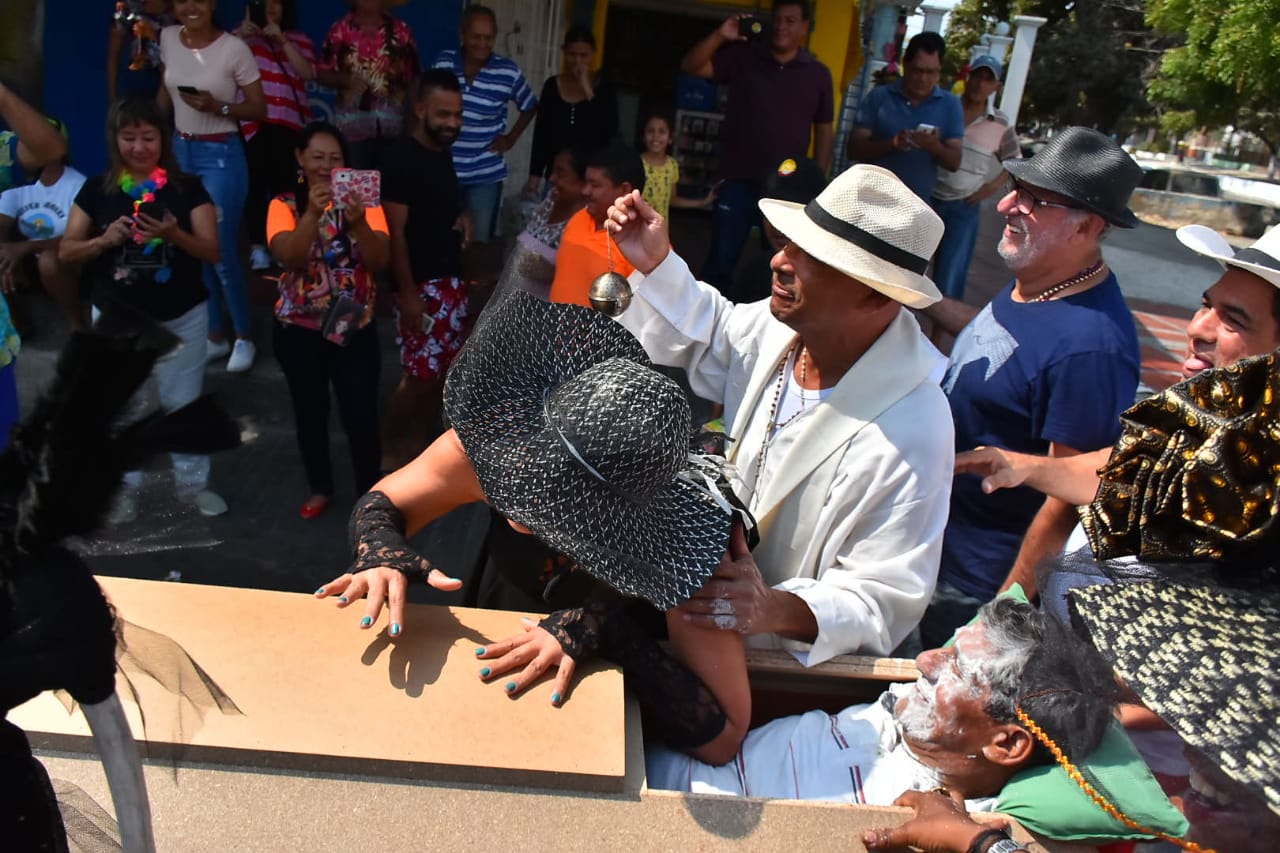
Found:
[0,167,87,240]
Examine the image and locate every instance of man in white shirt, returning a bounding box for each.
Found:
[648,597,1114,810]
[605,164,954,663]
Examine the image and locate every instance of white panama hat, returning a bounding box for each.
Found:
[757,164,944,309]
[1176,223,1280,291]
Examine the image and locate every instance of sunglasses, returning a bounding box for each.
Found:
[1010,180,1079,216]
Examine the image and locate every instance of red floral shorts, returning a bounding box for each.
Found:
[395,276,470,381]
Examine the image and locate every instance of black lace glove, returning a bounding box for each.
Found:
[540,600,728,750]
[347,490,435,582]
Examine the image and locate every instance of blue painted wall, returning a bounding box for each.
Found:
[43,0,462,175]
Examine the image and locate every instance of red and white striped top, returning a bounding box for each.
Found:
[238,30,315,140]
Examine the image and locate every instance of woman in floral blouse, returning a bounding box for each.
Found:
[267,122,390,519]
[315,0,420,172]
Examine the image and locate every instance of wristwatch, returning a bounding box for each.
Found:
[986,840,1027,853]
[969,829,1028,853]
[219,103,231,117]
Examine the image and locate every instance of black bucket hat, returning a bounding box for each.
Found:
[1004,126,1142,228]
[443,293,735,609]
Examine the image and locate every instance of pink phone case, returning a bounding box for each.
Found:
[331,168,381,209]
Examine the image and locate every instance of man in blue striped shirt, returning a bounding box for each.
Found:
[433,5,538,244]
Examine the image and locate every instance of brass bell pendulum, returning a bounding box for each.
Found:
[587,227,633,317]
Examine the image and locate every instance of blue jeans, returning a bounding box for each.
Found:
[174,136,251,338]
[702,179,762,296]
[462,180,503,244]
[930,196,982,300]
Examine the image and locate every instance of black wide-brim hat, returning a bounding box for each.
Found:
[1070,572,1280,817]
[443,292,733,609]
[1004,126,1142,228]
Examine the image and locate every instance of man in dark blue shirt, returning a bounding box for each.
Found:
[847,32,963,201]
[918,128,1144,649]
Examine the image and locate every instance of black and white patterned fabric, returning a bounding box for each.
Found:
[444,292,733,609]
[1070,577,1280,816]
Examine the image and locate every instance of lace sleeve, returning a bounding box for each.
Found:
[540,599,729,750]
[347,491,436,582]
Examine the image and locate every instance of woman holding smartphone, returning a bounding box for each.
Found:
[158,0,267,373]
[267,122,389,520]
[60,96,227,521]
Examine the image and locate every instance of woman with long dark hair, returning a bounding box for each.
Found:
[235,0,316,272]
[158,0,267,373]
[60,96,226,521]
[267,122,389,519]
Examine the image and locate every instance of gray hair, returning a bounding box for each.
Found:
[975,598,1117,765]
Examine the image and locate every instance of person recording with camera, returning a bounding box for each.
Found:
[679,1,833,297]
[847,31,963,203]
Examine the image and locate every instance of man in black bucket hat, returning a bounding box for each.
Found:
[919,127,1144,649]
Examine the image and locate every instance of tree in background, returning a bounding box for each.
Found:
[944,0,1166,136]
[1146,0,1280,175]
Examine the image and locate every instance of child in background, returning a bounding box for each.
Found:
[639,113,715,219]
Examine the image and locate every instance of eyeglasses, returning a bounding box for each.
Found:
[1010,181,1079,216]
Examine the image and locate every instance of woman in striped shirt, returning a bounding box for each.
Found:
[236,0,315,272]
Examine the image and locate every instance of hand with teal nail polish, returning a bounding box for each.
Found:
[472,616,579,705]
[390,623,401,637]
[551,692,562,705]
[360,616,372,627]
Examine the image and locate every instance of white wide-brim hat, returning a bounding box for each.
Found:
[1177,223,1280,290]
[758,164,944,309]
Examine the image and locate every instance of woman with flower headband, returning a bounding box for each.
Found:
[60,95,224,522]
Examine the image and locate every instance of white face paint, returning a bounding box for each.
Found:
[892,623,1012,746]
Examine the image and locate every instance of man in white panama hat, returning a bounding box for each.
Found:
[604,163,954,664]
[952,222,1280,513]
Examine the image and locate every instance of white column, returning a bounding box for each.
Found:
[920,3,947,33]
[998,15,1048,129]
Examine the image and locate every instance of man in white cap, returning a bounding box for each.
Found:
[954,222,1280,507]
[604,164,954,664]
[929,55,1020,303]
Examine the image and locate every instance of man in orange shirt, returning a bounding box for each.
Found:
[549,144,642,306]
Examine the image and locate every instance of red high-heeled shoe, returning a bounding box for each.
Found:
[299,496,330,520]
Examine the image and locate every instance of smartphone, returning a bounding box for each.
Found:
[915,123,938,134]
[247,0,267,28]
[177,85,201,95]
[137,201,167,221]
[739,14,768,42]
[330,168,381,209]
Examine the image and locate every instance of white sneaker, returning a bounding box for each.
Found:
[105,492,138,526]
[206,339,231,363]
[249,245,273,271]
[190,489,228,517]
[226,339,256,373]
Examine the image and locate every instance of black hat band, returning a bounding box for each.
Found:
[1235,247,1280,273]
[803,200,930,275]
